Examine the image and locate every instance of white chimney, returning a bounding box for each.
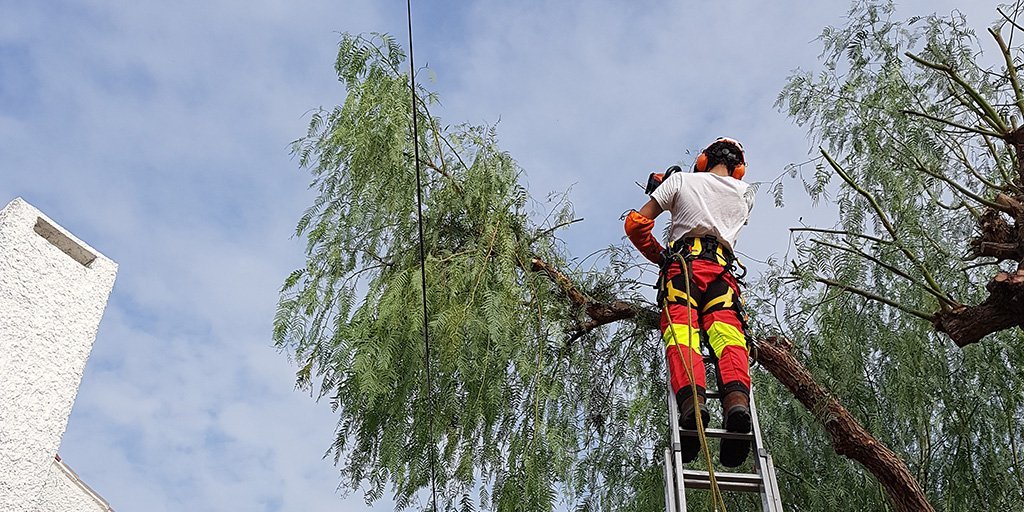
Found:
[0,198,117,511]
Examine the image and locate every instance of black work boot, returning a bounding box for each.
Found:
[719,391,752,467]
[678,393,709,463]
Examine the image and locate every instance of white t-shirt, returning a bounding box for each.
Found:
[650,172,754,251]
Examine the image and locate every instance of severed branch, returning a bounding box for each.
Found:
[530,257,659,338]
[755,337,935,512]
[530,256,935,511]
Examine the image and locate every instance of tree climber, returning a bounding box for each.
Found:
[624,137,755,467]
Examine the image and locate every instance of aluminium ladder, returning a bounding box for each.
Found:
[662,372,784,512]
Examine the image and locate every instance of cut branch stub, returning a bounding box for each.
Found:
[970,208,1019,260]
[934,270,1024,346]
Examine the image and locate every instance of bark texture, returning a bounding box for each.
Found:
[934,270,1024,346]
[755,337,934,512]
[937,191,1024,346]
[530,257,935,511]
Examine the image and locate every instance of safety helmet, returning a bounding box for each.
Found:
[694,137,746,180]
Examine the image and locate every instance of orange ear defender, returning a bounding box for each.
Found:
[693,137,746,179]
[694,152,709,173]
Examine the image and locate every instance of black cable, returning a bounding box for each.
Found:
[405,1,439,510]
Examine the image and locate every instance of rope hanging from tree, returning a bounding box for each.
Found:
[405,0,439,510]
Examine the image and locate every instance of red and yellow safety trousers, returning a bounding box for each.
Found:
[659,238,751,403]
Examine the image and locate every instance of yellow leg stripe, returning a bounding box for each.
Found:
[663,323,701,350]
[705,321,746,356]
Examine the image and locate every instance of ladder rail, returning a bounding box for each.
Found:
[664,448,677,512]
[663,373,785,512]
[665,376,687,510]
[748,390,785,511]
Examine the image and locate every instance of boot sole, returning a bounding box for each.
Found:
[720,406,751,468]
[679,406,710,463]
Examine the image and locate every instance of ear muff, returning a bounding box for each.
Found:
[693,137,746,179]
[731,163,746,180]
[694,152,709,173]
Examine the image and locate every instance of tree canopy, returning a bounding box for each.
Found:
[768,1,1024,509]
[275,2,1024,510]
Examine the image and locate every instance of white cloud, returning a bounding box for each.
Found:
[0,0,1006,510]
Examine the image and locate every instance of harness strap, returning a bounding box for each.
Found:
[657,234,756,366]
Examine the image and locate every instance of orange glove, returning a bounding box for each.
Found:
[624,210,664,264]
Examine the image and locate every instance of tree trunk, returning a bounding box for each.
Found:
[755,337,935,512]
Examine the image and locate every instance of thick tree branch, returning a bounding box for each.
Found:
[529,257,659,336]
[754,337,935,512]
[531,256,934,510]
[934,270,1024,346]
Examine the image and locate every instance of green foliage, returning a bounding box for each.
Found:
[277,4,1024,510]
[275,33,674,511]
[764,1,1024,509]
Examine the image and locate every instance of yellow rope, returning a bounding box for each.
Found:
[662,250,728,511]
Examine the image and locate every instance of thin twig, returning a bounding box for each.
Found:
[906,52,1010,135]
[789,227,894,245]
[947,139,1008,192]
[801,274,936,321]
[820,148,948,297]
[809,238,955,306]
[531,218,585,243]
[902,109,1002,138]
[982,134,1017,187]
[998,7,1024,39]
[910,156,1011,212]
[988,26,1024,121]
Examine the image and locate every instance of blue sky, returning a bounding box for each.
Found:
[0,1,1000,510]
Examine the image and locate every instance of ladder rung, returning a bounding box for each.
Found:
[705,391,721,399]
[681,469,762,493]
[680,427,753,440]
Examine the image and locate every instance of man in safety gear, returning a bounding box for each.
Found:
[624,137,755,467]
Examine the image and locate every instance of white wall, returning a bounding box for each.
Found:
[0,197,118,511]
[35,458,114,512]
